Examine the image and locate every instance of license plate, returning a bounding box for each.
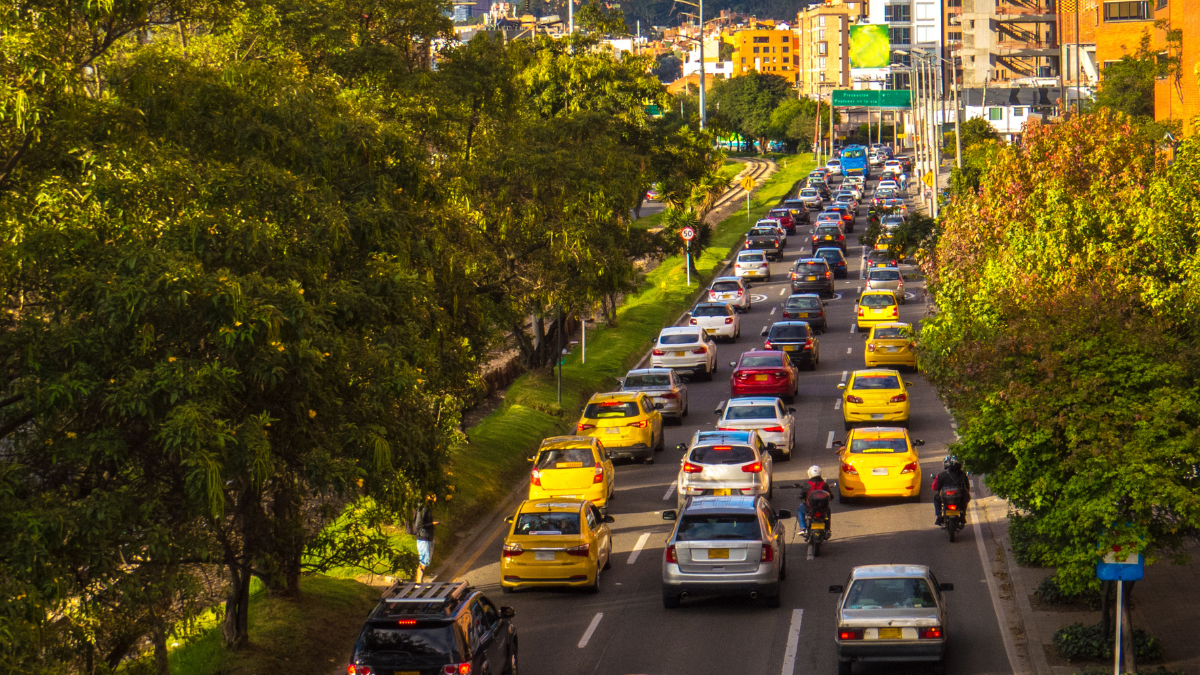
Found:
[705,328,716,334]
[754,375,770,381]
[712,489,732,496]
[534,551,555,561]
[783,345,796,351]
[870,414,885,420]
[400,672,421,675]
[674,351,686,357]
[824,236,832,240]
[872,467,888,475]
[877,627,903,640]
[806,276,817,281]
[797,312,809,317]
[810,522,825,530]
[708,548,730,559]
[606,428,620,434]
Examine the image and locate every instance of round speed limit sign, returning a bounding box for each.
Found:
[680,226,696,241]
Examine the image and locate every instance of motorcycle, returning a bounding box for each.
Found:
[932,476,968,542]
[796,483,833,556]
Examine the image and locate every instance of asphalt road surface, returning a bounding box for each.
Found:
[458,176,1015,675]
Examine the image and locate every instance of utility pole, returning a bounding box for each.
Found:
[699,0,707,129]
[568,0,573,34]
[1074,0,1081,113]
[951,56,962,169]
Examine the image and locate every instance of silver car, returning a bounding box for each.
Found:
[661,495,792,608]
[620,368,689,421]
[673,430,774,510]
[734,250,771,281]
[650,327,719,380]
[715,397,795,460]
[864,267,906,304]
[830,565,954,675]
[707,277,751,312]
[799,188,823,210]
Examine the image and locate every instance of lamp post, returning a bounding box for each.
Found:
[908,47,962,169]
[675,0,708,129]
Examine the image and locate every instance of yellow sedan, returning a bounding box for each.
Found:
[834,427,924,503]
[576,392,664,463]
[501,498,614,593]
[838,369,912,430]
[528,436,615,513]
[863,322,917,370]
[855,290,900,332]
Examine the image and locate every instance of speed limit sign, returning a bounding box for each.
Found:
[680,226,696,241]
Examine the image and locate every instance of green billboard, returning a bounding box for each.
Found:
[848,25,890,68]
[830,90,911,108]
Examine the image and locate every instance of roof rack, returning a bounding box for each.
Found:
[380,581,469,605]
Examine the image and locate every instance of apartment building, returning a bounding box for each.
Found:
[864,0,943,90]
[797,2,855,95]
[959,0,1059,88]
[730,27,801,83]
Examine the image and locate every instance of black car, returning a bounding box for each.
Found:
[348,581,518,675]
[781,199,812,224]
[827,204,855,232]
[864,249,899,269]
[790,258,835,298]
[781,293,827,332]
[760,321,820,370]
[810,225,846,254]
[813,247,848,279]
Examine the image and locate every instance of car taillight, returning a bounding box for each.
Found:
[892,306,898,315]
[805,338,814,348]
[908,342,916,350]
[858,307,864,316]
[349,666,374,675]
[825,271,832,278]
[846,395,863,404]
[593,466,605,483]
[811,236,818,241]
[781,311,790,318]
[763,426,784,432]
[742,462,762,473]
[890,394,907,403]
[689,318,698,325]
[692,346,707,354]
[531,469,541,486]
[839,629,863,640]
[736,290,743,297]
[901,462,918,474]
[838,234,844,241]
[763,341,772,349]
[724,317,734,324]
[683,462,703,473]
[868,343,877,352]
[627,420,647,428]
[919,627,943,639]
[774,240,779,247]
[652,349,665,356]
[502,543,524,557]
[566,543,590,557]
[717,426,736,431]
[577,423,596,432]
[661,392,679,399]
[760,544,774,562]
[666,544,678,563]
[443,664,472,675]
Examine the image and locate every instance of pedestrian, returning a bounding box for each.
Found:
[414,494,439,582]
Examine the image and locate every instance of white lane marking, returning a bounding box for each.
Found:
[846,347,852,354]
[780,609,805,675]
[856,286,862,294]
[850,325,857,333]
[771,307,777,315]
[627,533,651,564]
[841,370,849,382]
[825,431,835,449]
[578,612,604,648]
[779,287,788,297]
[662,481,677,501]
[834,398,842,410]
[970,489,1024,675]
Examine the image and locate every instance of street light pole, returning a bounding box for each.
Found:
[698,0,706,130]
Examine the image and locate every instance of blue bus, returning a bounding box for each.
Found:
[839,144,870,178]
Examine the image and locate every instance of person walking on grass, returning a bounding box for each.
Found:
[415,494,439,583]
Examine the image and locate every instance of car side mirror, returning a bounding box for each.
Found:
[788,407,796,413]
[654,403,664,410]
[729,361,737,368]
[500,606,516,618]
[675,443,687,452]
[760,327,769,336]
[906,381,914,387]
[526,456,535,462]
[940,583,955,592]
[504,516,514,524]
[829,584,845,594]
[832,440,844,448]
[766,442,778,451]
[615,377,625,385]
[662,510,677,521]
[915,439,925,446]
[837,383,847,390]
[603,515,616,523]
[863,333,870,340]
[929,473,936,479]
[776,509,793,520]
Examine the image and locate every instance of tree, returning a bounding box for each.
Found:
[707,72,792,153]
[1094,32,1158,119]
[577,0,628,35]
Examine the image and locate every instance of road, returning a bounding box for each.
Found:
[456,174,1016,675]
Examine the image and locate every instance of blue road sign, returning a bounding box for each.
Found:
[1096,547,1144,582]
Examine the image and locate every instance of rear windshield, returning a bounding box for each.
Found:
[625,373,671,387]
[536,447,596,469]
[689,445,756,464]
[843,149,865,158]
[691,305,730,318]
[786,297,822,310]
[800,189,819,196]
[816,227,841,236]
[844,578,936,609]
[860,294,896,307]
[749,228,776,237]
[583,401,639,418]
[867,251,893,262]
[796,262,827,274]
[711,281,740,292]
[660,333,701,345]
[853,375,901,390]
[828,159,841,165]
[849,437,908,454]
[869,270,901,281]
[769,210,789,217]
[360,625,459,660]
[676,514,760,542]
[872,327,906,340]
[815,250,844,262]
[739,253,765,262]
[740,355,784,368]
[724,405,777,420]
[514,511,581,535]
[769,325,809,339]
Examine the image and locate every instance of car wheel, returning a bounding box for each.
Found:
[587,566,601,593]
[603,545,613,570]
[663,590,681,609]
[844,421,852,431]
[655,432,665,453]
[779,548,787,579]
[837,489,848,505]
[502,585,515,594]
[643,454,654,465]
[503,645,518,675]
[931,660,945,675]
[838,660,853,675]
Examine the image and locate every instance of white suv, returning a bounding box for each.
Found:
[688,302,741,341]
[715,397,795,460]
[672,430,774,510]
[707,276,751,312]
[651,327,719,380]
[734,250,771,281]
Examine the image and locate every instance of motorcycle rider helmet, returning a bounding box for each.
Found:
[807,465,822,479]
[943,455,963,472]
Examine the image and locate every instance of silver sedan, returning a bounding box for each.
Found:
[620,368,689,422]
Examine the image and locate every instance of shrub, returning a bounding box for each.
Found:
[1034,575,1103,609]
[1009,511,1053,567]
[1053,622,1163,662]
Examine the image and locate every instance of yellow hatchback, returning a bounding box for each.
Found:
[863,322,917,370]
[838,369,912,430]
[501,498,614,593]
[874,234,893,251]
[576,392,664,464]
[528,436,615,512]
[833,427,924,503]
[855,290,900,331]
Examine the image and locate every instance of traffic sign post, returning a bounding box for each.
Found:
[680,226,696,286]
[1098,543,1144,675]
[740,175,755,225]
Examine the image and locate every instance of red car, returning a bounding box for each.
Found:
[729,350,799,403]
[767,208,796,233]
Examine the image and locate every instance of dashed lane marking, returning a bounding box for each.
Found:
[771,307,777,315]
[850,325,857,333]
[826,431,835,449]
[662,481,677,501]
[841,370,848,382]
[834,398,842,410]
[846,347,852,355]
[780,609,805,675]
[779,287,788,297]
[578,612,603,648]
[627,533,651,565]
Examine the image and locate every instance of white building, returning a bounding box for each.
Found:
[859,0,943,91]
[683,60,734,78]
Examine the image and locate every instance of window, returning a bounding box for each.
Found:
[819,15,826,26]
[890,52,910,66]
[819,29,826,40]
[916,25,936,42]
[793,55,799,65]
[987,107,1002,120]
[741,57,746,63]
[818,42,828,55]
[1103,1,1149,20]
[1013,107,1025,117]
[753,35,770,43]
[1156,0,1167,7]
[782,46,789,53]
[948,31,962,40]
[915,2,934,19]
[753,46,759,53]
[884,4,911,22]
[782,35,789,42]
[889,27,911,44]
[819,57,827,69]
[820,72,827,82]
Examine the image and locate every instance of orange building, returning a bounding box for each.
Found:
[796,1,853,96]
[1152,0,1199,132]
[730,28,800,83]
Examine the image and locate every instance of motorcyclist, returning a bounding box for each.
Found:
[797,465,829,533]
[932,455,971,526]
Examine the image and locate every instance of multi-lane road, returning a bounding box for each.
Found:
[455,175,1018,675]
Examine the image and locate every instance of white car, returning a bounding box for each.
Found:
[651,327,719,380]
[826,159,843,176]
[734,250,771,281]
[688,302,741,341]
[755,219,787,244]
[877,180,900,192]
[883,160,903,174]
[842,180,864,201]
[673,430,775,510]
[708,276,752,312]
[715,397,795,460]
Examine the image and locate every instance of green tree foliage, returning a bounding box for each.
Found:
[1094,32,1158,119]
[577,0,628,35]
[919,109,1200,593]
[707,72,792,152]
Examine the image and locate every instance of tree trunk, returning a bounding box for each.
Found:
[531,312,547,367]
[512,320,536,368]
[152,622,170,675]
[222,565,252,648]
[1121,581,1136,674]
[272,477,304,596]
[1100,580,1114,636]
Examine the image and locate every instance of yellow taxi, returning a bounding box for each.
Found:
[833,427,924,503]
[500,498,613,593]
[576,392,664,464]
[855,290,900,331]
[528,436,615,513]
[874,234,893,251]
[837,368,912,430]
[863,322,917,370]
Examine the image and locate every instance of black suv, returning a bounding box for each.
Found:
[790,258,835,298]
[348,581,518,675]
[760,321,820,370]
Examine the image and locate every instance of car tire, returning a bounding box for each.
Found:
[655,432,665,453]
[587,566,601,593]
[837,489,848,505]
[844,421,852,431]
[644,454,654,465]
[931,661,945,675]
[502,585,515,594]
[603,547,612,570]
[663,590,681,609]
[838,660,853,675]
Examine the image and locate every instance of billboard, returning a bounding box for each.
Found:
[849,25,890,69]
[830,90,911,108]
